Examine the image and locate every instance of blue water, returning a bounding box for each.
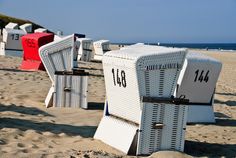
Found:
[156,43,236,51]
[114,43,236,51]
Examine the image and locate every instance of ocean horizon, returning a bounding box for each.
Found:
[112,43,236,51]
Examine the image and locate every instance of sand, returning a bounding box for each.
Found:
[0,47,236,158]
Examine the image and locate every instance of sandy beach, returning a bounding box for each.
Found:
[0,47,236,158]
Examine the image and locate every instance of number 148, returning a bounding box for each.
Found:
[111,68,127,87]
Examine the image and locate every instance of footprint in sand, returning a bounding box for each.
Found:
[0,139,7,145]
[21,149,28,153]
[32,136,42,142]
[48,145,53,149]
[17,143,25,148]
[4,72,11,76]
[30,144,39,149]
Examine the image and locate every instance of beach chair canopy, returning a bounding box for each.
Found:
[93,40,110,60]
[176,52,222,103]
[20,33,54,70]
[39,34,80,83]
[19,23,32,33]
[5,22,18,29]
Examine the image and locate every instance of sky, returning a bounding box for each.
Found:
[0,0,236,43]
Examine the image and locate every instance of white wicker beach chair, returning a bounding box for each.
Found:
[175,52,222,123]
[5,22,18,29]
[0,28,26,57]
[77,38,93,61]
[19,23,32,33]
[39,34,82,108]
[2,28,26,50]
[95,45,188,155]
[93,40,110,61]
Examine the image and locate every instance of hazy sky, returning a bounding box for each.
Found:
[0,0,236,43]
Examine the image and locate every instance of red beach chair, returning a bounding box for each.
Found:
[20,33,54,70]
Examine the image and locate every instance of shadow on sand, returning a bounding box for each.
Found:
[216,92,236,96]
[214,112,231,119]
[0,117,97,137]
[215,118,236,126]
[0,103,54,117]
[187,118,236,127]
[0,68,35,73]
[185,140,236,157]
[87,102,104,110]
[215,99,236,106]
[0,103,97,137]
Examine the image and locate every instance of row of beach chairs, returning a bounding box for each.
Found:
[0,22,47,56]
[0,22,111,61]
[4,22,47,33]
[1,22,222,156]
[37,37,221,155]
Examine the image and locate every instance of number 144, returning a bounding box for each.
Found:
[194,69,209,83]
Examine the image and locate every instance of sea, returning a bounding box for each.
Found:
[114,43,236,51]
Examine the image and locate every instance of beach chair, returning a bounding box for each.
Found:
[5,22,18,29]
[39,34,89,109]
[19,23,32,33]
[2,28,26,50]
[0,28,26,57]
[95,45,188,155]
[93,40,111,61]
[77,38,93,61]
[39,34,80,107]
[20,33,54,70]
[34,28,47,33]
[175,52,222,123]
